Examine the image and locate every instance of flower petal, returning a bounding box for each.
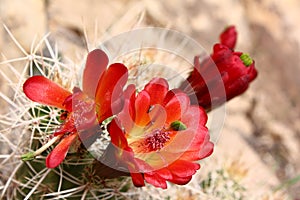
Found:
[147,104,167,132]
[219,25,237,49]
[155,168,173,180]
[108,119,129,149]
[130,172,145,187]
[124,84,136,101]
[135,160,169,188]
[23,76,72,110]
[144,173,167,189]
[198,140,214,159]
[118,100,135,132]
[134,91,151,126]
[163,89,190,123]
[181,106,207,127]
[178,130,213,161]
[169,174,193,185]
[46,133,77,168]
[168,160,200,177]
[82,49,109,97]
[144,78,169,105]
[95,63,128,122]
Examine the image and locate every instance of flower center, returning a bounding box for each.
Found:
[144,129,170,151]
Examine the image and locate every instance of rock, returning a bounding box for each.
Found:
[0,0,47,56]
[0,0,47,115]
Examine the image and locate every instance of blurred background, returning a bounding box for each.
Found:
[0,0,299,199]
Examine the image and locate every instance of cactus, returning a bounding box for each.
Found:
[0,26,135,199]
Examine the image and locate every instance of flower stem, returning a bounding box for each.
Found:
[21,135,62,161]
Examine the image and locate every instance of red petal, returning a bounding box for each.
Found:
[156,168,173,180]
[198,140,214,159]
[144,173,167,189]
[181,106,208,127]
[168,160,200,177]
[46,133,77,168]
[108,119,128,149]
[82,49,109,97]
[179,131,213,161]
[219,25,237,49]
[124,84,136,100]
[144,78,169,105]
[169,174,192,185]
[247,62,258,81]
[125,157,145,187]
[118,100,135,132]
[147,105,167,132]
[130,172,145,187]
[163,89,190,124]
[95,63,128,122]
[211,44,233,64]
[23,76,72,110]
[134,91,151,126]
[118,84,136,131]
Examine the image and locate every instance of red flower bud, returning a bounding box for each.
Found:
[180,27,257,110]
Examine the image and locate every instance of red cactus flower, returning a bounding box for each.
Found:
[180,26,257,110]
[23,49,128,168]
[108,78,213,189]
